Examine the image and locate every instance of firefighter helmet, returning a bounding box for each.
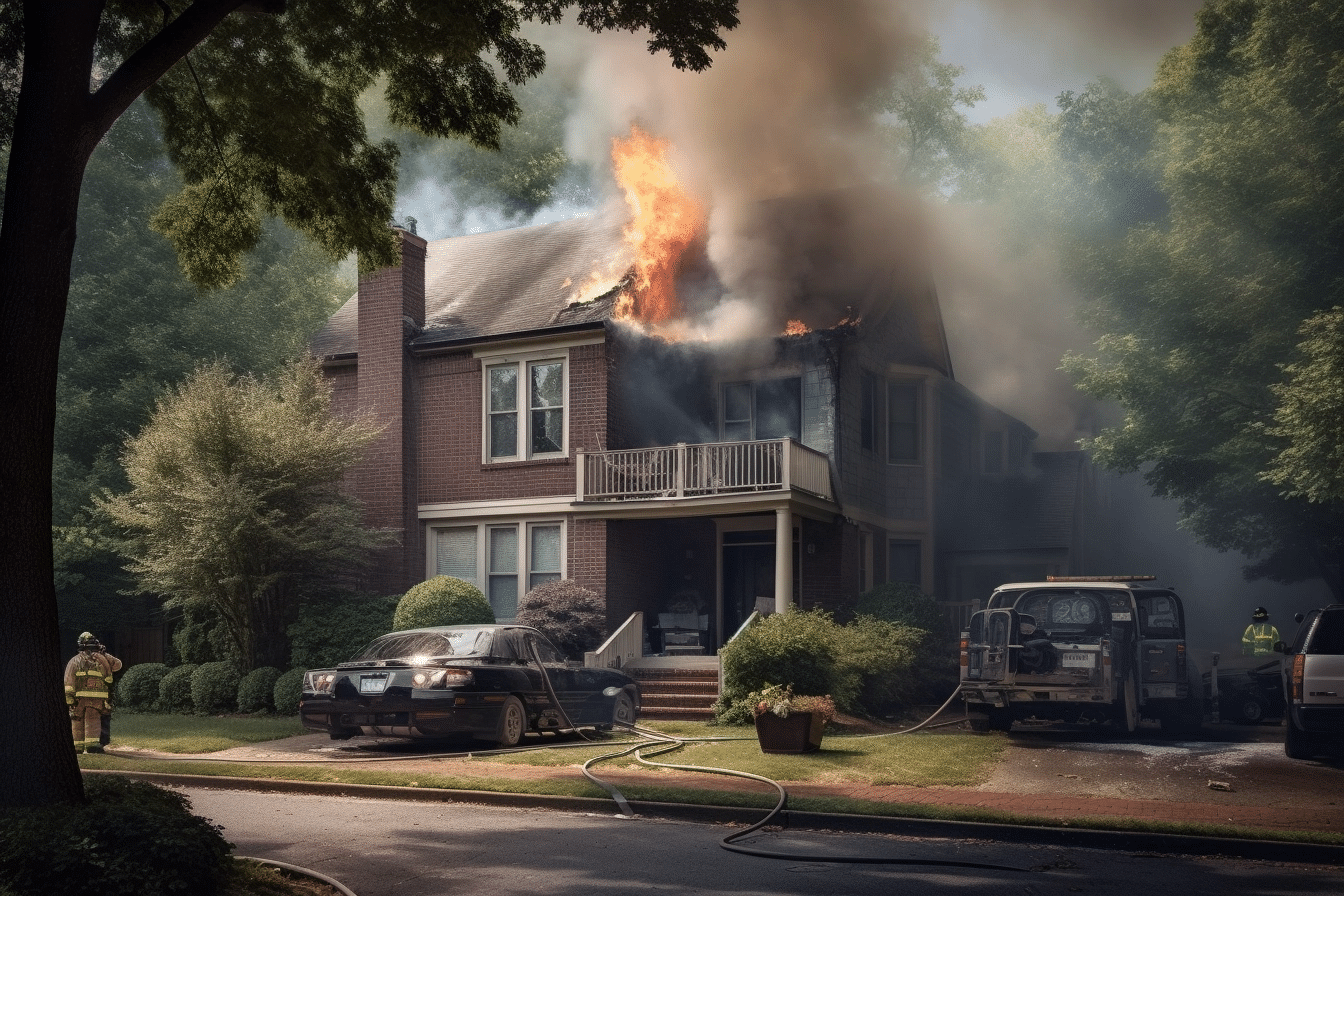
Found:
[1252,607,1269,621]
[77,631,100,649]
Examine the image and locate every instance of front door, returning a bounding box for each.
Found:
[721,529,799,641]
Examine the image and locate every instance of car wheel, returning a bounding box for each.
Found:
[1115,670,1139,733]
[611,690,637,729]
[495,696,526,748]
[1285,712,1316,760]
[1238,694,1264,724]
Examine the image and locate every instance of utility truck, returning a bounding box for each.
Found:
[958,576,1202,734]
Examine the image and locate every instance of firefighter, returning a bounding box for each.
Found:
[63,632,121,754]
[1241,607,1281,657]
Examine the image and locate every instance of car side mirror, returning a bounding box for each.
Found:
[1294,612,1304,624]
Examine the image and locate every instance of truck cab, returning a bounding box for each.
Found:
[959,576,1201,734]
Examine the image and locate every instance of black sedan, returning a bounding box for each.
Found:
[300,624,640,747]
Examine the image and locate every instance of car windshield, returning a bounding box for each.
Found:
[351,628,495,664]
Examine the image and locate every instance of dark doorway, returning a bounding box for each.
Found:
[722,529,799,641]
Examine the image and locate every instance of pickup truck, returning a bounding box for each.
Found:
[959,576,1202,735]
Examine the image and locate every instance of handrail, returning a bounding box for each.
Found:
[715,609,764,698]
[580,438,834,503]
[584,609,644,669]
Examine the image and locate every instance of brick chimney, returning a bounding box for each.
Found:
[356,225,428,594]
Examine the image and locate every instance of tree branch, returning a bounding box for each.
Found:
[86,0,247,142]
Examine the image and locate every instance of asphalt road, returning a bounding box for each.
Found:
[180,786,1344,896]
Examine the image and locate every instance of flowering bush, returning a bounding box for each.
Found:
[751,684,835,724]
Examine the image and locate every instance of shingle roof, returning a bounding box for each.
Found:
[310,206,629,360]
[309,187,952,375]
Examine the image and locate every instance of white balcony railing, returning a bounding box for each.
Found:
[584,610,644,670]
[576,439,834,503]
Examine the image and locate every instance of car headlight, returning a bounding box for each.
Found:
[304,672,336,694]
[412,668,473,689]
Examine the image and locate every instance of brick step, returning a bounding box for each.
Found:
[641,692,718,708]
[639,706,716,721]
[635,680,720,696]
[628,669,720,683]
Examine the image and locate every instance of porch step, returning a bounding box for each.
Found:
[625,658,720,721]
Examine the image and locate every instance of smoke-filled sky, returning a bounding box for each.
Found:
[393,0,1336,635]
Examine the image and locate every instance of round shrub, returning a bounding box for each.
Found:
[856,582,948,638]
[273,667,305,717]
[117,662,169,711]
[288,592,400,670]
[158,663,198,714]
[836,615,927,715]
[0,775,233,895]
[515,580,607,660]
[392,576,494,632]
[716,608,856,715]
[190,661,239,715]
[237,666,281,714]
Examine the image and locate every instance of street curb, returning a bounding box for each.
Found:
[86,768,1344,866]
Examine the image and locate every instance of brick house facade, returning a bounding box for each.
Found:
[312,203,1093,653]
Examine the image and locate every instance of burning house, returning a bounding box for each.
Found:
[309,136,1096,661]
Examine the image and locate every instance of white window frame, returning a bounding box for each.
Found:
[428,518,567,623]
[479,350,569,463]
[718,374,803,442]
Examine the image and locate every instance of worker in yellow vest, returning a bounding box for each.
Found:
[1241,607,1281,657]
[63,632,122,754]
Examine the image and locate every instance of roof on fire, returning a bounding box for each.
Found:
[309,187,953,376]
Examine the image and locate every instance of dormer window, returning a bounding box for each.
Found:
[721,377,801,442]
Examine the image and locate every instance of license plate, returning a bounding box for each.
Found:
[360,676,388,693]
[1060,652,1094,668]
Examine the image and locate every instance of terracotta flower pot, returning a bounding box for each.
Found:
[754,710,824,753]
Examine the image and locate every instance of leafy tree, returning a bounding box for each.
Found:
[0,1,739,808]
[871,34,985,193]
[99,358,385,672]
[1060,0,1344,599]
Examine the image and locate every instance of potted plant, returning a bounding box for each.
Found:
[752,684,835,753]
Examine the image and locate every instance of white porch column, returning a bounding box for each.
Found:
[774,505,792,614]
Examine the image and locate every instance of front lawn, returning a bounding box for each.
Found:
[490,724,1007,788]
[109,713,307,753]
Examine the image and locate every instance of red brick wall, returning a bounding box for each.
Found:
[568,518,607,617]
[414,339,608,504]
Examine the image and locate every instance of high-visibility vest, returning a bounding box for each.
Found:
[1241,622,1280,655]
[71,656,112,698]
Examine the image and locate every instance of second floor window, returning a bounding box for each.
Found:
[722,377,802,442]
[860,372,877,452]
[887,382,920,463]
[486,358,566,461]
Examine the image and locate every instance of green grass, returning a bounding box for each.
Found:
[491,727,1007,787]
[109,712,307,753]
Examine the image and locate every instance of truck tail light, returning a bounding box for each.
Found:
[959,636,968,668]
[1176,642,1186,675]
[1291,655,1305,702]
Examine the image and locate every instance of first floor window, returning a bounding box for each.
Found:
[432,520,565,621]
[489,526,520,619]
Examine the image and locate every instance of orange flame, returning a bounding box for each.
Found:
[610,126,706,324]
[783,320,809,336]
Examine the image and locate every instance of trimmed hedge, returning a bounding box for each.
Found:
[191,661,239,715]
[158,663,198,714]
[273,667,305,716]
[856,582,948,638]
[118,662,169,711]
[288,592,400,670]
[393,576,494,632]
[0,776,233,895]
[515,580,607,660]
[237,666,281,714]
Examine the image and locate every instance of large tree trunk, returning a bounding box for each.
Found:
[0,4,107,807]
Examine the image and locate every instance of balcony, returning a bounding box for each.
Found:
[576,438,834,504]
